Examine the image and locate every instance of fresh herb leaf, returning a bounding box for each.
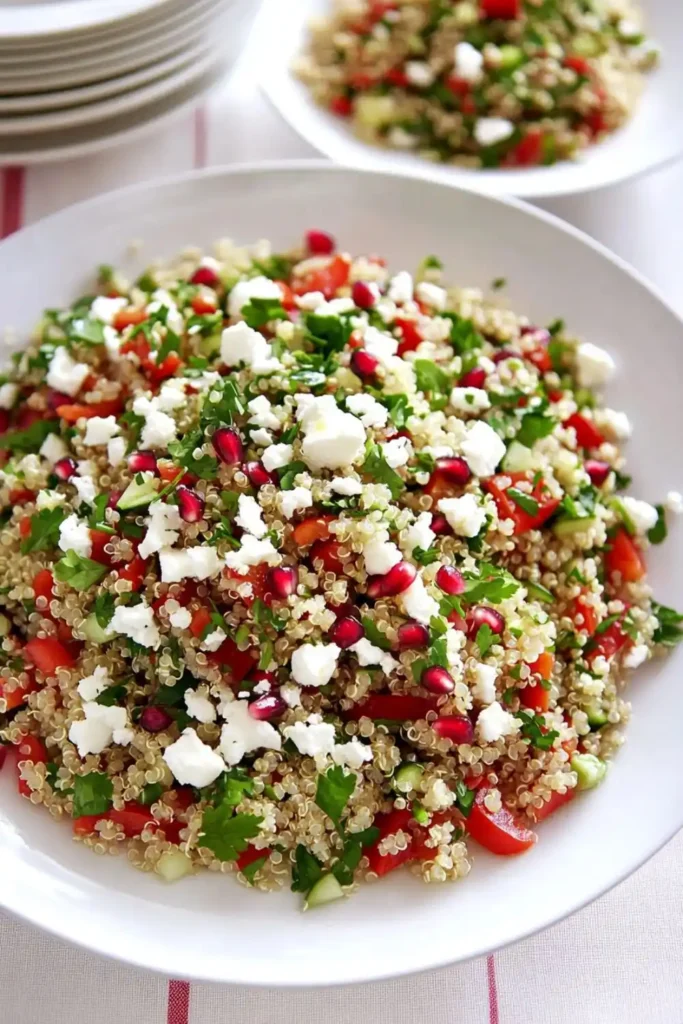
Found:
[168,430,218,480]
[361,616,392,651]
[20,506,66,554]
[648,505,667,545]
[315,764,356,827]
[54,550,108,590]
[414,359,451,399]
[69,317,105,346]
[139,782,165,806]
[199,808,263,862]
[594,613,621,635]
[241,855,268,884]
[507,488,539,517]
[516,411,556,448]
[155,673,194,707]
[442,313,483,354]
[412,545,439,566]
[242,297,287,330]
[381,393,413,429]
[463,565,519,604]
[200,377,244,430]
[96,684,127,707]
[454,779,474,817]
[278,460,308,490]
[515,710,559,750]
[71,772,113,818]
[291,844,323,893]
[652,602,683,647]
[362,442,404,500]
[304,312,355,355]
[0,419,59,453]
[475,624,496,657]
[492,277,507,290]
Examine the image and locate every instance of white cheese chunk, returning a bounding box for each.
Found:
[450,387,491,413]
[46,347,89,397]
[58,513,92,557]
[235,494,267,539]
[471,663,497,704]
[277,486,313,519]
[159,545,223,583]
[224,535,281,576]
[109,598,160,649]
[228,275,283,318]
[476,701,521,743]
[453,41,484,82]
[163,728,226,787]
[262,443,293,472]
[69,702,130,757]
[290,642,341,687]
[138,501,182,559]
[576,342,616,389]
[474,117,514,147]
[621,496,658,534]
[299,395,366,471]
[438,494,487,537]
[184,688,217,723]
[77,665,112,702]
[219,699,281,766]
[398,574,440,624]
[350,638,397,675]
[346,392,389,429]
[461,420,505,478]
[363,536,402,575]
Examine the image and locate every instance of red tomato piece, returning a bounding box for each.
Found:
[148,351,183,386]
[275,280,296,310]
[485,472,561,534]
[569,591,598,635]
[480,0,520,17]
[506,130,544,167]
[445,75,471,97]
[56,398,124,422]
[90,528,114,567]
[236,845,272,872]
[310,537,344,575]
[564,55,592,76]
[189,606,212,639]
[520,652,554,712]
[344,694,440,722]
[564,412,605,449]
[18,515,32,539]
[116,555,148,592]
[531,787,576,823]
[395,317,423,356]
[365,808,415,877]
[191,295,217,315]
[525,346,553,373]
[112,308,148,332]
[605,527,646,583]
[0,672,38,711]
[9,488,35,505]
[108,802,156,837]
[385,67,409,87]
[32,569,56,614]
[291,515,335,547]
[224,563,273,606]
[293,255,350,300]
[24,636,76,675]
[207,637,258,684]
[587,617,630,664]
[466,786,537,855]
[73,814,105,836]
[330,95,353,118]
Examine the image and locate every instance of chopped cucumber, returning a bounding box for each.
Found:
[571,753,607,791]
[572,32,603,57]
[586,705,609,729]
[355,96,396,129]
[82,612,113,644]
[305,873,345,910]
[611,498,636,535]
[117,472,159,511]
[553,516,598,538]
[199,332,222,358]
[156,849,193,882]
[499,44,524,70]
[502,440,535,473]
[393,762,424,794]
[526,581,554,604]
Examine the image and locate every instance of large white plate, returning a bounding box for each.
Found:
[0,163,681,985]
[0,0,181,41]
[259,0,683,198]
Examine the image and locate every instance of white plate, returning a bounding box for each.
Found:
[259,0,683,198]
[0,0,178,40]
[0,163,681,985]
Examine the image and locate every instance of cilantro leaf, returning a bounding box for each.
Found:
[71,772,113,818]
[515,710,559,750]
[69,317,105,346]
[291,844,323,893]
[315,764,356,826]
[516,411,556,448]
[475,624,496,656]
[277,460,308,490]
[241,855,268,884]
[652,602,683,647]
[412,545,439,566]
[507,488,539,517]
[155,672,194,707]
[168,430,218,480]
[454,779,474,817]
[200,377,244,430]
[54,550,108,590]
[199,807,263,862]
[381,393,413,429]
[361,616,392,651]
[242,297,287,330]
[304,312,355,355]
[648,505,667,545]
[0,419,60,453]
[139,782,165,806]
[96,683,127,707]
[414,359,451,399]
[20,506,66,554]
[463,569,518,604]
[442,313,483,354]
[209,767,255,808]
[362,442,404,500]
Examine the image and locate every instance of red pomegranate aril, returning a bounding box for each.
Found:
[430,514,451,536]
[351,349,380,379]
[432,715,474,744]
[306,229,335,255]
[53,457,77,482]
[435,457,471,484]
[330,616,365,649]
[421,665,455,694]
[177,485,205,523]
[492,348,517,364]
[243,461,277,488]
[128,450,157,474]
[459,367,487,389]
[46,389,72,411]
[107,489,122,510]
[366,577,384,599]
[436,565,465,595]
[378,560,417,597]
[190,265,220,288]
[467,605,505,638]
[139,706,173,733]
[213,427,243,465]
[249,693,287,721]
[585,459,611,487]
[352,281,377,309]
[269,566,298,599]
[396,621,430,649]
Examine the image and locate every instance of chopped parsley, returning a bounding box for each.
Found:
[514,710,559,751]
[199,807,263,862]
[54,550,108,590]
[507,488,539,517]
[652,603,683,647]
[362,442,404,499]
[361,616,392,651]
[475,624,496,657]
[647,504,667,545]
[0,419,60,453]
[315,764,356,827]
[71,772,113,818]
[242,297,287,330]
[20,506,66,554]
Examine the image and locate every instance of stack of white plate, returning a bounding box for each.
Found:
[0,0,259,163]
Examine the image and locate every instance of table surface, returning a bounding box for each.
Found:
[2,28,683,1024]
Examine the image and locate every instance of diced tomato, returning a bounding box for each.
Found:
[520,652,554,713]
[525,346,553,373]
[157,461,182,484]
[570,591,598,635]
[167,786,195,812]
[147,351,183,386]
[310,537,344,575]
[587,617,630,664]
[530,651,554,681]
[583,110,607,138]
[506,130,544,167]
[292,515,335,547]
[224,563,273,606]
[33,569,56,615]
[24,635,76,675]
[385,67,409,87]
[116,555,148,592]
[0,672,38,711]
[485,472,561,535]
[564,55,591,76]
[14,733,48,796]
[207,637,258,684]
[90,529,114,566]
[18,515,31,539]
[236,845,271,872]
[120,334,151,361]
[73,814,105,836]
[480,0,520,17]
[56,398,124,422]
[330,95,353,118]
[112,308,147,332]
[160,820,185,844]
[605,527,646,583]
[275,280,296,311]
[395,317,423,356]
[465,786,537,855]
[349,72,377,90]
[9,488,35,505]
[189,606,212,639]
[344,694,440,722]
[191,295,217,315]
[365,808,415,877]
[564,412,605,449]
[445,75,472,97]
[424,471,460,503]
[293,255,350,300]
[108,802,156,837]
[531,786,576,822]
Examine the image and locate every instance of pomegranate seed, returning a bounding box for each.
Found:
[396,621,430,649]
[435,457,471,484]
[329,616,365,649]
[421,665,455,694]
[377,560,417,597]
[249,693,287,721]
[128,450,157,474]
[107,490,122,509]
[432,715,474,744]
[177,485,205,523]
[436,565,465,595]
[190,265,220,288]
[139,706,173,733]
[213,427,243,465]
[352,281,376,309]
[431,514,451,536]
[459,367,486,389]
[467,605,505,638]
[243,461,277,488]
[492,348,517,364]
[269,566,298,599]
[46,389,72,411]
[366,577,384,600]
[53,457,77,481]
[585,459,611,487]
[306,229,335,255]
[351,349,380,379]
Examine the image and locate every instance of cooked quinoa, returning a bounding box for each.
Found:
[0,229,680,909]
[295,0,659,168]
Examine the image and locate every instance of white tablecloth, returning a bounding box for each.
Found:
[2,38,683,1024]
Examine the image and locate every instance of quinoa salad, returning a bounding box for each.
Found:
[0,230,680,911]
[295,0,659,168]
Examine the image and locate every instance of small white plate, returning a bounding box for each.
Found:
[0,163,681,984]
[0,0,174,41]
[259,0,683,198]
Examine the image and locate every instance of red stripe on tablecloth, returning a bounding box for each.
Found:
[193,106,208,169]
[1,167,25,237]
[487,955,500,1024]
[167,980,190,1024]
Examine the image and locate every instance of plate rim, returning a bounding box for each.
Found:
[0,160,682,984]
[0,0,178,40]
